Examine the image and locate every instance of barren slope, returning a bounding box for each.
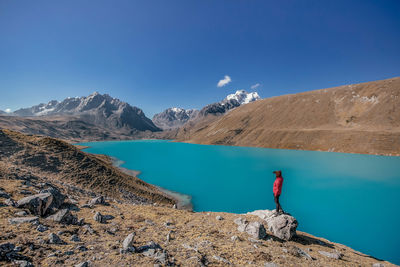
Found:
[0,129,174,205]
[177,77,400,155]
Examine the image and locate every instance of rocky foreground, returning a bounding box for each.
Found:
[0,130,395,266]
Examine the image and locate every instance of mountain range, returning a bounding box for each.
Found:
[12,92,160,132]
[152,90,260,130]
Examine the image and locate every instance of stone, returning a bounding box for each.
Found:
[264,263,279,267]
[213,255,231,265]
[13,260,34,267]
[0,189,10,198]
[287,246,313,260]
[318,250,343,260]
[93,212,113,223]
[46,209,78,225]
[247,210,298,241]
[93,212,105,223]
[70,234,81,242]
[75,261,90,267]
[4,198,16,207]
[36,224,49,232]
[121,232,135,253]
[64,250,74,255]
[231,235,239,241]
[216,216,223,220]
[15,211,28,216]
[82,224,95,234]
[234,218,267,240]
[88,196,106,206]
[39,187,66,212]
[8,217,39,225]
[16,193,53,216]
[48,233,65,245]
[76,245,88,252]
[0,242,15,260]
[372,264,385,267]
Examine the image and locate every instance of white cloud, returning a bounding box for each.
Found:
[5,108,11,113]
[251,83,261,90]
[217,75,231,87]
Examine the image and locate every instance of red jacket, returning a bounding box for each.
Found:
[273,177,283,196]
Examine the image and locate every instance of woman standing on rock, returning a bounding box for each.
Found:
[273,170,284,214]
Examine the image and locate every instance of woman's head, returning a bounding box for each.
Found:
[273,170,282,177]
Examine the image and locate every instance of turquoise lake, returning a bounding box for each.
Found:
[79,140,400,264]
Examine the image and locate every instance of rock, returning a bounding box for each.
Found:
[372,264,385,267]
[4,198,16,207]
[0,242,15,260]
[213,255,231,265]
[48,233,65,245]
[82,224,95,234]
[264,263,279,267]
[8,217,39,225]
[46,209,78,225]
[318,250,343,260]
[137,241,169,264]
[70,234,81,242]
[121,232,135,253]
[76,245,88,252]
[39,187,66,212]
[88,196,106,206]
[287,246,313,260]
[231,235,239,242]
[234,218,267,239]
[75,261,90,267]
[64,250,74,255]
[16,193,53,216]
[19,190,33,195]
[77,218,85,226]
[36,224,48,232]
[93,212,114,223]
[14,260,34,267]
[216,216,223,220]
[0,189,10,198]
[247,210,298,241]
[15,211,28,216]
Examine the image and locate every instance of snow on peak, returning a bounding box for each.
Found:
[226,90,260,104]
[171,107,183,113]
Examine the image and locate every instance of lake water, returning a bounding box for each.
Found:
[79,140,400,264]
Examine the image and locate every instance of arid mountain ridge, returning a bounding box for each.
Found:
[176,77,400,156]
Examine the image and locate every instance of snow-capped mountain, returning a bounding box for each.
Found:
[199,90,260,117]
[13,92,160,132]
[153,90,260,129]
[152,107,199,130]
[225,90,260,105]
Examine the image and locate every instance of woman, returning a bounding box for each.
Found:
[272,170,284,214]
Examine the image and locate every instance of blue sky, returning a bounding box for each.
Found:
[0,0,399,117]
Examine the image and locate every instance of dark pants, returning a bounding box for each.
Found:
[274,194,282,212]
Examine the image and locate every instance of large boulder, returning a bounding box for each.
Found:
[234,218,267,240]
[39,187,66,213]
[16,193,53,216]
[46,209,78,225]
[247,210,298,241]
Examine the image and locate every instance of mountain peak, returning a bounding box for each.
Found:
[225,90,260,105]
[12,93,160,132]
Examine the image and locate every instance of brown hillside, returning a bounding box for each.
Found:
[0,129,175,205]
[176,77,400,155]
